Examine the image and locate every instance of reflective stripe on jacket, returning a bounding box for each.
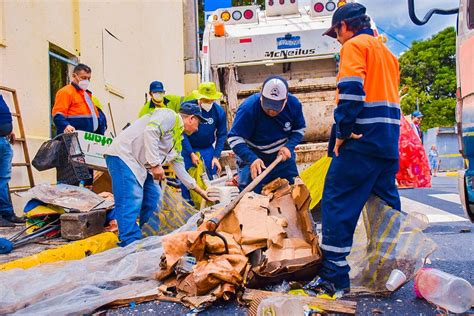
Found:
[52,83,105,135]
[334,29,400,159]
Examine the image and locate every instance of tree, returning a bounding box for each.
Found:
[399,27,456,130]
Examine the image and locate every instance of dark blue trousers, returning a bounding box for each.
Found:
[320,148,400,289]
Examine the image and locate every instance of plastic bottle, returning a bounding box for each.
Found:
[414,268,474,313]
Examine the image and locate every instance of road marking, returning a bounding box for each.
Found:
[401,197,467,223]
[428,193,461,205]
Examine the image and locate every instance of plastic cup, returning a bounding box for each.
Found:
[386,269,407,291]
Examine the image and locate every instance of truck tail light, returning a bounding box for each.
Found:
[244,9,254,19]
[221,11,231,22]
[314,2,324,12]
[338,1,346,7]
[232,10,242,21]
[326,1,336,11]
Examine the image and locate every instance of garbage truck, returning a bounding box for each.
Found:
[407,0,474,222]
[201,0,357,168]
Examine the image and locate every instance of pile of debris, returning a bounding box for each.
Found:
[0,170,440,315]
[155,178,321,307]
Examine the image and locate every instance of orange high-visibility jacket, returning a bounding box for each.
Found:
[334,29,401,159]
[52,83,106,135]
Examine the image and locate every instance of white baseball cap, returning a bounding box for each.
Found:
[261,76,289,111]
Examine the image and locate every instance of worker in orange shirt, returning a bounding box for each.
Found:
[52,63,107,185]
[52,63,107,136]
[305,3,401,295]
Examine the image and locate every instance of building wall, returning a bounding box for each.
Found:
[0,0,186,210]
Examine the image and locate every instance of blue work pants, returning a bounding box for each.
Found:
[105,155,161,247]
[320,148,400,289]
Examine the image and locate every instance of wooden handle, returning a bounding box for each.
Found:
[205,155,283,231]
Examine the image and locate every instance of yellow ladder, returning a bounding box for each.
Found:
[0,86,35,194]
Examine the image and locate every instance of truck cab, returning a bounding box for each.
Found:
[456,0,474,222]
[408,0,474,222]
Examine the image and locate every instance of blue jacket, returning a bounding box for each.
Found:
[0,95,12,136]
[228,93,306,164]
[182,102,227,158]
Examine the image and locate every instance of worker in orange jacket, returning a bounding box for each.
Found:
[52,63,107,185]
[305,3,401,295]
[52,63,107,136]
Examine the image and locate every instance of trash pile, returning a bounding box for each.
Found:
[4,151,469,314]
[155,178,321,307]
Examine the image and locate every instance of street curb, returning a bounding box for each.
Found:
[445,172,459,177]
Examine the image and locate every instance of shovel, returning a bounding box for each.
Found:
[205,155,284,231]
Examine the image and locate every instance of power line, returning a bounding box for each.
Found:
[377,25,411,49]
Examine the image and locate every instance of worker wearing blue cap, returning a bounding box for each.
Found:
[228,76,306,193]
[106,102,212,246]
[138,81,194,117]
[411,110,424,142]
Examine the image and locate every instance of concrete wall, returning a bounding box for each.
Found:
[0,0,186,210]
[424,127,464,171]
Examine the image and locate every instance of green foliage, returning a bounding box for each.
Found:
[399,27,456,130]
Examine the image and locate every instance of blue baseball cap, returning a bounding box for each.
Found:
[323,3,367,38]
[412,111,424,118]
[149,81,165,93]
[179,101,209,123]
[261,76,289,112]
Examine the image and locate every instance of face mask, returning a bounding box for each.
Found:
[152,93,164,103]
[201,101,213,112]
[78,79,90,90]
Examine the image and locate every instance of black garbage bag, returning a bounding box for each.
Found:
[32,138,62,171]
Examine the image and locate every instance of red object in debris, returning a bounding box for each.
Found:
[226,175,239,187]
[240,38,252,43]
[396,115,431,188]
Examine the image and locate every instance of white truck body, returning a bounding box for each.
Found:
[201,0,354,166]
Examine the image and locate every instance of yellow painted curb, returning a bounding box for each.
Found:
[445,172,459,177]
[0,232,118,271]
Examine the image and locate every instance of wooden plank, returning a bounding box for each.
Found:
[243,289,357,315]
[104,293,160,309]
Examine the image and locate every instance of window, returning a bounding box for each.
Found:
[49,45,77,137]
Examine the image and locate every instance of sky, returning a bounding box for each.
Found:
[357,0,459,55]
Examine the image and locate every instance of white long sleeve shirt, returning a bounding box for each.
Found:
[106,108,197,189]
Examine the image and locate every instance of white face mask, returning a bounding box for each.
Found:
[78,79,90,90]
[201,101,213,112]
[152,92,164,103]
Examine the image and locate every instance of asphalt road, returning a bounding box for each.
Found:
[108,174,474,316]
